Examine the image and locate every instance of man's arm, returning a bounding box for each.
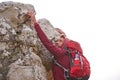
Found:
[27,11,67,58]
[34,23,67,58]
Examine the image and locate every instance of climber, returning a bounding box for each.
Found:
[26,11,90,80]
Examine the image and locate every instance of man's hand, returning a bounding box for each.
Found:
[26,11,37,23]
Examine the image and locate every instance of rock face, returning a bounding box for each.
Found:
[0,1,60,80]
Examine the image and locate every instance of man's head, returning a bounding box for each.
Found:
[55,28,66,47]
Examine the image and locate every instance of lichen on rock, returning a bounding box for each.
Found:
[0,1,60,80]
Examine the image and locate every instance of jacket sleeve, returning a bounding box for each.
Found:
[34,23,67,58]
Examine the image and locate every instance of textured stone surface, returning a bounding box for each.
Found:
[0,1,60,80]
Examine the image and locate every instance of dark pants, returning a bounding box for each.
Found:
[71,76,89,80]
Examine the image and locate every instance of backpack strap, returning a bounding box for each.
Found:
[67,47,84,70]
[52,47,74,80]
[52,47,84,79]
[52,56,70,79]
[52,56,68,71]
[52,47,72,71]
[65,47,73,69]
[75,50,84,70]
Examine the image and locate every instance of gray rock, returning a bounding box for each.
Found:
[0,1,60,80]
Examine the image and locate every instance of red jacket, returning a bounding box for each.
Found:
[34,23,83,80]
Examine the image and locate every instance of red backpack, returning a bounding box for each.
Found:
[67,40,91,78]
[53,40,91,79]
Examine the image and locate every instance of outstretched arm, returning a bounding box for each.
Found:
[26,11,67,58]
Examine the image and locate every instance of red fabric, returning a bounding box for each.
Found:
[82,56,91,77]
[67,40,83,55]
[34,23,90,79]
[67,40,91,77]
[70,60,83,78]
[34,23,70,80]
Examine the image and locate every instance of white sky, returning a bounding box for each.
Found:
[1,0,120,80]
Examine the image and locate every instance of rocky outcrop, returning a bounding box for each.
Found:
[0,1,60,80]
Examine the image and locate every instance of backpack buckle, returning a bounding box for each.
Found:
[64,70,70,80]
